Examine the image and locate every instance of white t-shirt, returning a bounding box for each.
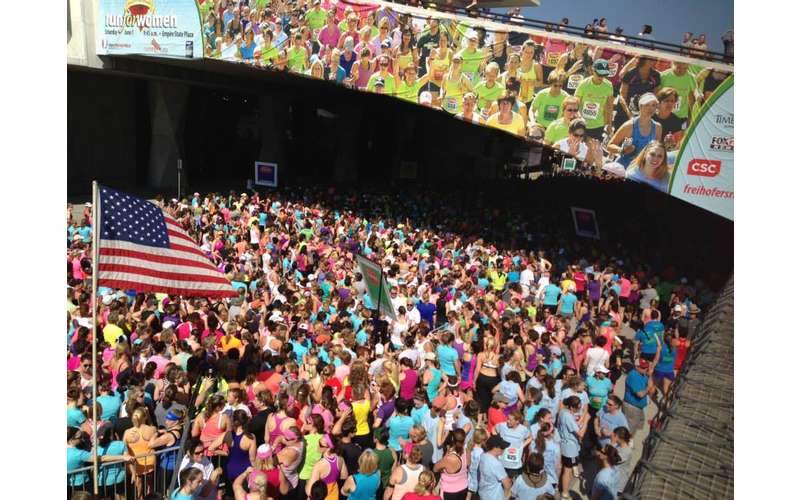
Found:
[556,138,588,161]
[585,346,610,377]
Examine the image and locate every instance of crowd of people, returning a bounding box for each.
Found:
[67,186,708,499]
[197,0,730,190]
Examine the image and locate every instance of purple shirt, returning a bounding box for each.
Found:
[588,281,601,302]
[377,398,396,427]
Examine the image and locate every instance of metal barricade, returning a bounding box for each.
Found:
[67,445,182,500]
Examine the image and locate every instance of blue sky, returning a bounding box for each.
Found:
[505,0,733,52]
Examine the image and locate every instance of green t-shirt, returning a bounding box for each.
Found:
[474,80,505,111]
[260,44,278,65]
[287,46,307,72]
[531,88,568,127]
[574,76,614,130]
[396,80,422,103]
[457,48,485,78]
[659,70,697,119]
[545,118,570,144]
[305,9,327,31]
[367,73,397,94]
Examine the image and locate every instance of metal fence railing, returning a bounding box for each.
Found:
[67,445,182,500]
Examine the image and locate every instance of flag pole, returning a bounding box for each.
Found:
[91,181,100,495]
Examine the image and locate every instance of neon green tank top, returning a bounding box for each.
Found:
[397,51,413,72]
[298,433,323,480]
[430,54,450,82]
[519,61,540,103]
[442,75,466,114]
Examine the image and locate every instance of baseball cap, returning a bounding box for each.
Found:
[256,443,273,460]
[486,435,510,450]
[298,322,309,331]
[549,346,562,357]
[374,77,385,87]
[432,395,447,409]
[423,352,436,361]
[638,92,658,107]
[420,91,433,105]
[375,343,385,355]
[593,59,611,76]
[596,366,610,374]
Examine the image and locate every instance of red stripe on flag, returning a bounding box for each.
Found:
[167,229,197,245]
[99,263,231,285]
[98,279,239,298]
[99,247,218,272]
[168,241,210,259]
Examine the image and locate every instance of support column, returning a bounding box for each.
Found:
[147,81,190,190]
[256,93,288,184]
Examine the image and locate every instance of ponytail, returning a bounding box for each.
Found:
[535,423,550,455]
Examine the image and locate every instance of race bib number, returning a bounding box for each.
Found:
[607,62,619,77]
[582,102,600,121]
[546,52,560,67]
[504,446,519,464]
[567,74,583,90]
[544,104,559,121]
[674,95,682,112]
[444,97,459,113]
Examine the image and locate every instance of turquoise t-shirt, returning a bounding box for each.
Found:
[98,441,126,486]
[543,284,561,305]
[97,394,122,422]
[586,375,613,409]
[387,415,414,451]
[68,407,86,428]
[436,344,459,377]
[559,293,578,314]
[426,368,442,402]
[67,447,92,485]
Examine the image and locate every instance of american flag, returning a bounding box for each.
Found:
[97,186,237,298]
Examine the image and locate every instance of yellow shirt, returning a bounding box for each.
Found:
[486,112,525,137]
[219,335,243,354]
[103,323,124,347]
[352,399,371,436]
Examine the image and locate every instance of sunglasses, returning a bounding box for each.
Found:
[192,449,204,455]
[566,108,578,112]
[573,132,585,138]
[551,83,562,87]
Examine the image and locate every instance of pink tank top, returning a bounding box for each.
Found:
[399,369,418,400]
[439,451,468,493]
[200,413,228,456]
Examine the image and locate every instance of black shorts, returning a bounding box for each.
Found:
[562,455,580,468]
[585,126,605,141]
[640,352,656,362]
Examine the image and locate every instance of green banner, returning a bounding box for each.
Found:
[356,254,396,321]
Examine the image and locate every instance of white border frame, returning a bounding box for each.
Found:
[570,206,600,239]
[254,161,278,187]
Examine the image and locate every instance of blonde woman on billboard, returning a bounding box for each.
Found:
[625,141,671,192]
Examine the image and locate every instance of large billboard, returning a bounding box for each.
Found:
[96,0,203,58]
[668,76,733,220]
[95,0,733,216]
